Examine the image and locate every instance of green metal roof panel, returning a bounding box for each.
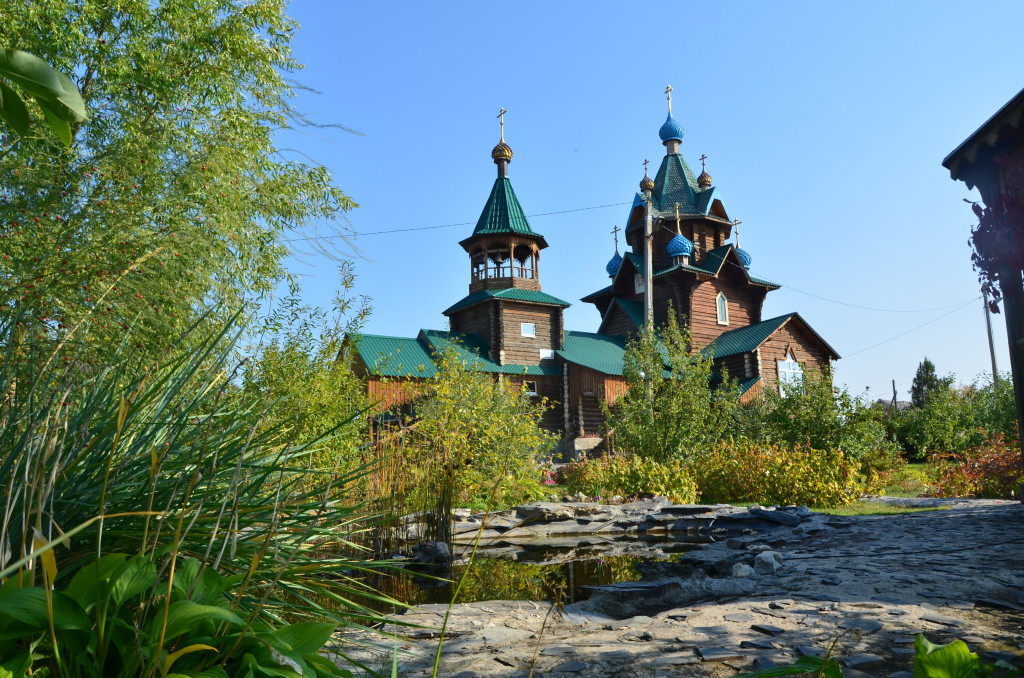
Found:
[701,314,794,359]
[472,177,539,237]
[558,331,628,376]
[420,330,562,375]
[443,288,571,315]
[613,297,643,329]
[353,334,438,377]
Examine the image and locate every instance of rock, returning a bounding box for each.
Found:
[821,575,842,585]
[741,639,777,649]
[693,626,730,636]
[551,660,588,673]
[724,613,754,622]
[539,646,575,656]
[769,599,794,609]
[946,600,975,611]
[479,627,534,645]
[514,502,578,522]
[410,540,452,565]
[796,645,826,657]
[840,618,883,634]
[844,653,886,668]
[751,624,785,636]
[891,673,914,678]
[749,506,802,526]
[731,563,756,577]
[754,551,784,574]
[698,647,745,662]
[922,612,965,627]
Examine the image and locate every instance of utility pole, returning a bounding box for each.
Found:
[983,290,1000,383]
[642,159,654,330]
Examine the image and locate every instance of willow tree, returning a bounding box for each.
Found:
[0,1,354,359]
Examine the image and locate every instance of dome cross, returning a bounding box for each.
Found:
[611,224,620,253]
[665,85,673,114]
[497,107,507,142]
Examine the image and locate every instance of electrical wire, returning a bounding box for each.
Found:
[841,296,980,358]
[282,201,632,241]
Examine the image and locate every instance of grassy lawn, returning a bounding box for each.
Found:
[813,500,947,516]
[879,461,939,498]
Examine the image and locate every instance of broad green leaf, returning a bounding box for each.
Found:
[268,623,336,659]
[65,554,129,608]
[0,648,32,678]
[161,601,243,641]
[0,588,90,633]
[171,559,224,604]
[914,633,984,678]
[734,655,827,678]
[0,48,87,121]
[111,557,158,606]
[0,81,29,135]
[163,643,218,676]
[167,670,230,678]
[33,97,71,146]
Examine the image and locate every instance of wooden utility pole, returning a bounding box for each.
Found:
[983,290,1000,384]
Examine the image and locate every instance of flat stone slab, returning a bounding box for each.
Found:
[844,653,886,668]
[740,638,778,649]
[751,623,786,636]
[840,618,884,634]
[551,660,588,673]
[922,612,966,627]
[698,647,745,662]
[693,626,730,635]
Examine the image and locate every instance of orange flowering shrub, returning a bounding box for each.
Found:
[930,434,1024,499]
[692,440,862,508]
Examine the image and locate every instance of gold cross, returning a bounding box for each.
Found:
[732,218,742,249]
[497,107,507,141]
[699,154,708,172]
[610,225,620,253]
[665,85,673,113]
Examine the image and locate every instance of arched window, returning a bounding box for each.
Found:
[777,351,803,395]
[716,292,729,325]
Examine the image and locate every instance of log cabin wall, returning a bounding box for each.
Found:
[653,277,692,328]
[506,374,564,432]
[365,378,427,412]
[759,321,833,393]
[601,304,636,336]
[499,301,561,365]
[714,353,752,381]
[689,277,765,349]
[448,303,495,358]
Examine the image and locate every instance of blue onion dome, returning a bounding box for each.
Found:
[658,112,685,143]
[491,141,513,163]
[736,247,752,269]
[640,173,655,191]
[667,233,694,258]
[605,252,623,277]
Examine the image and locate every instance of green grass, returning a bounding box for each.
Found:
[880,461,940,498]
[813,500,948,516]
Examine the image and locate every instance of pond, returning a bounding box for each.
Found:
[361,531,713,613]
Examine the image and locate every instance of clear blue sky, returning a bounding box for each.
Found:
[278,1,1021,400]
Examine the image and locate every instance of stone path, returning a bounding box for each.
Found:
[334,500,1024,677]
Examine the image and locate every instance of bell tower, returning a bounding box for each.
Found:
[444,110,570,364]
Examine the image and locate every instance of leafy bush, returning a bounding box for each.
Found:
[556,456,698,504]
[930,434,1024,499]
[0,554,349,677]
[692,441,862,508]
[606,311,738,462]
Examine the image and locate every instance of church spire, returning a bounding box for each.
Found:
[658,84,684,154]
[491,107,513,178]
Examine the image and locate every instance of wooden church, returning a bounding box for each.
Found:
[350,94,839,453]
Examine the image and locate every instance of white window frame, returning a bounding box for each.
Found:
[524,380,538,396]
[539,348,555,360]
[777,351,803,395]
[521,322,536,338]
[716,292,729,325]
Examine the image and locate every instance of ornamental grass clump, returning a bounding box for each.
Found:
[0,311,399,676]
[692,440,862,508]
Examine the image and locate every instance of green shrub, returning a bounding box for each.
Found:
[556,456,698,504]
[931,434,1024,499]
[692,440,862,508]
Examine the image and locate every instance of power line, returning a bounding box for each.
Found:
[283,201,632,242]
[842,297,980,358]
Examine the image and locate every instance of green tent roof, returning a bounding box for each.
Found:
[557,331,628,376]
[443,288,572,315]
[701,314,794,359]
[472,177,540,237]
[352,330,561,378]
